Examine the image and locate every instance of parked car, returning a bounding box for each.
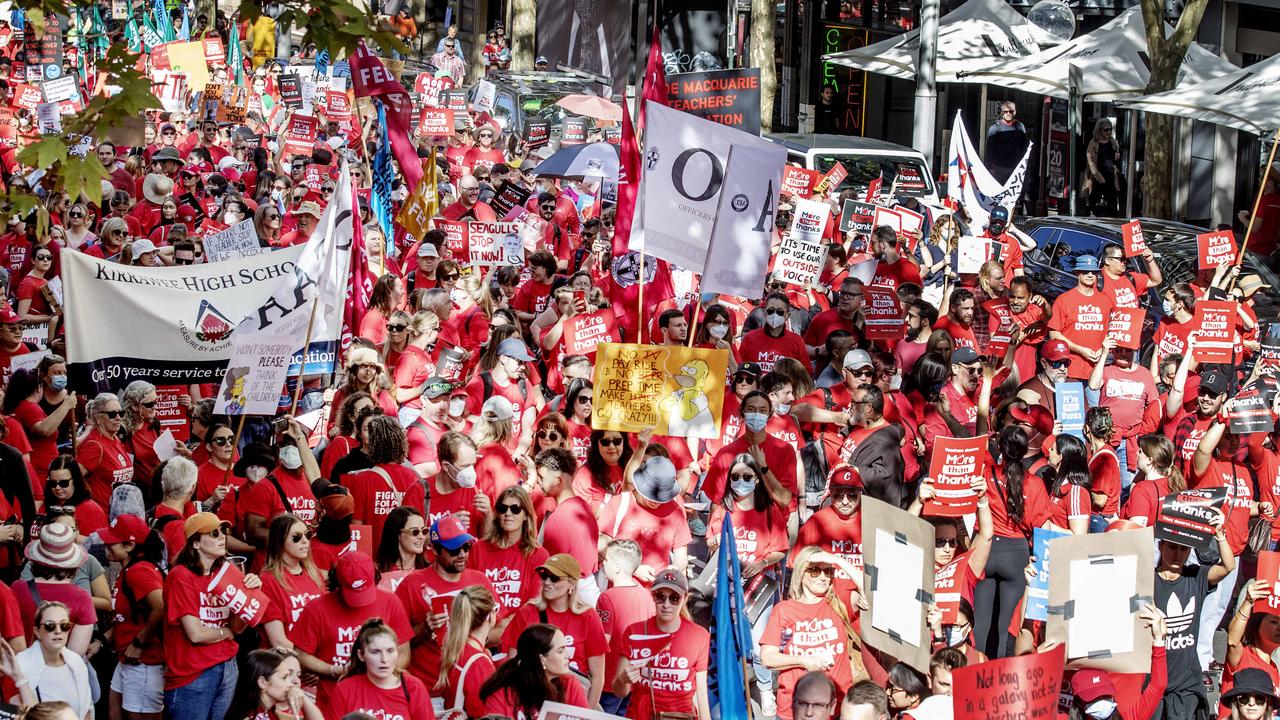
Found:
[1018,215,1280,355]
[463,71,602,141]
[764,133,940,204]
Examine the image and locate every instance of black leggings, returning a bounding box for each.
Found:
[973,535,1030,659]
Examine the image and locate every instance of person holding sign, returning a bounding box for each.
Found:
[1061,606,1169,720]
[740,293,812,375]
[1151,283,1199,369]
[1225,582,1280,717]
[867,227,922,296]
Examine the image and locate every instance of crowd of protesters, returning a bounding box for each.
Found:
[0,9,1280,720]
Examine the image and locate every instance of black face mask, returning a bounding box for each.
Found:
[988,222,1006,235]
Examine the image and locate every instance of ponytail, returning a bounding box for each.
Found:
[436,585,497,691]
[998,426,1028,527]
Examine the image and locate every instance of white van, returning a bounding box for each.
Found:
[764,133,940,205]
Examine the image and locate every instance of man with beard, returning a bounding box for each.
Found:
[868,226,922,295]
[1015,339,1071,415]
[1170,360,1231,474]
[804,278,864,364]
[999,277,1049,383]
[941,347,982,435]
[441,175,498,222]
[894,300,937,375]
[535,191,574,272]
[1049,255,1115,380]
[792,465,865,613]
[841,384,906,508]
[1090,336,1160,489]
[935,288,978,352]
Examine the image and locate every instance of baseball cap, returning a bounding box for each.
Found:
[496,338,534,362]
[842,349,873,371]
[1073,255,1101,273]
[98,514,149,545]
[951,347,981,365]
[1069,669,1117,703]
[335,552,377,607]
[0,307,21,325]
[318,487,355,519]
[422,377,454,399]
[1199,367,1230,396]
[481,396,514,421]
[1009,404,1054,438]
[417,243,440,258]
[651,567,688,596]
[535,55,549,65]
[538,553,581,580]
[184,512,230,539]
[1040,339,1071,362]
[827,464,864,490]
[735,362,762,379]
[430,515,475,551]
[989,206,1010,223]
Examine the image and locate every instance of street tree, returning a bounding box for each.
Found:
[750,0,775,132]
[510,0,535,70]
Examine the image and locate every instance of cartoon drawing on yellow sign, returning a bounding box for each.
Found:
[591,343,728,439]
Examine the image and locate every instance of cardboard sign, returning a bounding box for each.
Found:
[814,161,848,197]
[204,220,264,263]
[1198,229,1237,270]
[41,75,78,104]
[923,435,987,517]
[1027,527,1070,622]
[281,113,319,159]
[563,116,588,144]
[1192,300,1236,364]
[1122,219,1146,258]
[1260,324,1280,378]
[154,385,191,442]
[664,67,762,134]
[417,107,454,136]
[1227,382,1275,434]
[773,198,828,287]
[952,645,1066,720]
[860,496,935,673]
[1106,307,1145,350]
[434,218,469,260]
[591,343,729,439]
[524,119,551,148]
[840,200,876,234]
[863,287,905,341]
[489,181,532,217]
[467,221,522,268]
[563,308,619,358]
[781,166,819,198]
[213,335,296,416]
[956,237,988,275]
[1154,486,1229,551]
[205,562,270,626]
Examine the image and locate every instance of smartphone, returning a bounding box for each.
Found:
[272,417,289,441]
[573,289,587,312]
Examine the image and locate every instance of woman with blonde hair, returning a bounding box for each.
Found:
[1086,118,1122,217]
[258,514,325,650]
[760,546,866,719]
[469,486,547,637]
[499,553,606,707]
[390,311,440,427]
[90,217,130,261]
[448,274,491,355]
[327,346,398,436]
[64,204,96,249]
[436,585,500,719]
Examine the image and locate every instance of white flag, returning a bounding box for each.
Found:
[701,143,787,299]
[946,111,1032,232]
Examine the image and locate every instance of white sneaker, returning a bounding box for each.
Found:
[760,688,777,718]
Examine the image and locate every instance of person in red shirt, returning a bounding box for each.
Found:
[1099,243,1161,310]
[868,226,923,295]
[426,430,491,533]
[537,447,602,583]
[534,192,575,272]
[1085,407,1122,529]
[462,124,505,175]
[328,619,435,720]
[102,514,167,718]
[940,346,982,435]
[512,251,558,324]
[792,466,865,613]
[482,622,590,718]
[440,175,497,222]
[340,416,427,543]
[99,141,136,196]
[77,393,134,509]
[597,450,693,581]
[741,293,812,375]
[179,119,230,165]
[435,585,499,719]
[278,201,321,247]
[468,485,549,632]
[705,391,800,516]
[394,515,495,693]
[934,288,978,351]
[980,206,1026,277]
[804,278,864,364]
[609,568,711,720]
[1048,255,1115,380]
[523,184,583,235]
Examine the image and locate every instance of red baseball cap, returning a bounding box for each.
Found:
[1009,404,1054,438]
[430,515,475,551]
[0,307,19,325]
[1069,669,1117,703]
[1040,339,1071,362]
[828,464,864,490]
[335,552,377,607]
[98,514,149,545]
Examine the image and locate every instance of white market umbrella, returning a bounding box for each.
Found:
[959,6,1237,100]
[821,0,1039,82]
[1114,53,1280,134]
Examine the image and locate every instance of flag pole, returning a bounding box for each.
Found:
[221,413,247,486]
[289,293,323,416]
[1236,134,1280,264]
[638,250,646,344]
[687,299,701,348]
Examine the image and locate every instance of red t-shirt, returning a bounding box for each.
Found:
[597,493,693,572]
[1088,447,1122,516]
[394,567,495,689]
[802,308,860,348]
[163,565,240,689]
[483,675,588,719]
[1100,271,1150,310]
[77,428,134,509]
[761,599,857,720]
[1121,477,1172,527]
[321,435,359,481]
[612,618,709,719]
[1048,287,1115,379]
[1192,456,1253,556]
[441,644,496,718]
[466,541,549,619]
[328,673,437,720]
[259,567,325,631]
[986,466,1052,539]
[869,256,923,294]
[292,589,413,708]
[597,585,656,643]
[707,503,788,565]
[462,371,528,423]
[512,278,554,317]
[14,580,95,645]
[474,441,521,501]
[934,315,977,351]
[705,434,799,514]
[0,582,22,642]
[426,479,490,537]
[111,561,166,665]
[542,496,601,576]
[501,603,607,675]
[241,467,318,526]
[462,146,505,175]
[343,463,427,544]
[739,328,812,375]
[406,418,446,470]
[1049,482,1091,528]
[393,346,433,411]
[571,464,624,507]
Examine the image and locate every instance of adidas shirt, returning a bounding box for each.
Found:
[1155,563,1211,693]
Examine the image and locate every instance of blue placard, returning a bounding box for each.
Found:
[286,340,337,377]
[1055,381,1086,439]
[1027,527,1069,622]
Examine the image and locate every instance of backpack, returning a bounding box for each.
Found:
[479,371,527,403]
[799,387,835,508]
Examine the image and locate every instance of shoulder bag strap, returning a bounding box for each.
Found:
[266,474,293,514]
[370,466,400,496]
[451,652,484,712]
[610,492,631,539]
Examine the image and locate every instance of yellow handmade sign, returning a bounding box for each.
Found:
[591,343,728,439]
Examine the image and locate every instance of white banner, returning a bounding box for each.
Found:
[772,198,829,287]
[638,101,777,273]
[701,143,787,300]
[62,245,305,388]
[204,219,264,263]
[212,334,296,415]
[946,111,1032,231]
[468,221,522,268]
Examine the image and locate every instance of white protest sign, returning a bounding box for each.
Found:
[35,103,60,134]
[639,101,777,273]
[204,220,264,263]
[848,257,879,285]
[772,198,829,287]
[9,349,51,375]
[957,236,989,274]
[151,70,190,113]
[473,79,497,113]
[702,142,787,300]
[468,221,522,268]
[212,334,297,415]
[42,75,79,104]
[153,429,178,461]
[46,276,63,307]
[872,206,902,234]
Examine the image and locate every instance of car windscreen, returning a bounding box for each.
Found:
[812,153,935,198]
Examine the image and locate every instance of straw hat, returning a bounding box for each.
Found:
[142,173,174,205]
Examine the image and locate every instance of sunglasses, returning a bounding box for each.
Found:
[210,436,234,446]
[598,436,624,447]
[100,410,123,419]
[832,489,861,501]
[140,400,157,409]
[387,324,407,332]
[540,205,556,211]
[400,527,425,537]
[536,568,566,582]
[495,503,523,515]
[111,230,127,237]
[203,527,226,539]
[652,591,682,606]
[537,430,561,441]
[935,538,958,548]
[50,479,72,489]
[1047,359,1070,370]
[290,529,315,543]
[441,274,460,281]
[576,395,592,404]
[764,308,787,316]
[40,621,74,633]
[729,473,756,482]
[849,368,875,378]
[442,541,473,555]
[734,376,757,384]
[69,211,84,218]
[34,254,51,261]
[805,565,836,578]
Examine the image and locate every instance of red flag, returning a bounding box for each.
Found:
[343,184,373,351]
[638,27,668,131]
[348,41,424,194]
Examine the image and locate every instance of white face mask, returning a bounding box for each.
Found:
[1085,699,1117,719]
[775,402,791,415]
[942,625,968,647]
[224,211,240,224]
[1162,299,1176,315]
[448,398,466,417]
[764,312,786,330]
[743,412,769,433]
[889,372,903,391]
[278,446,303,470]
[708,323,729,340]
[246,466,269,483]
[451,463,476,488]
[730,478,757,498]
